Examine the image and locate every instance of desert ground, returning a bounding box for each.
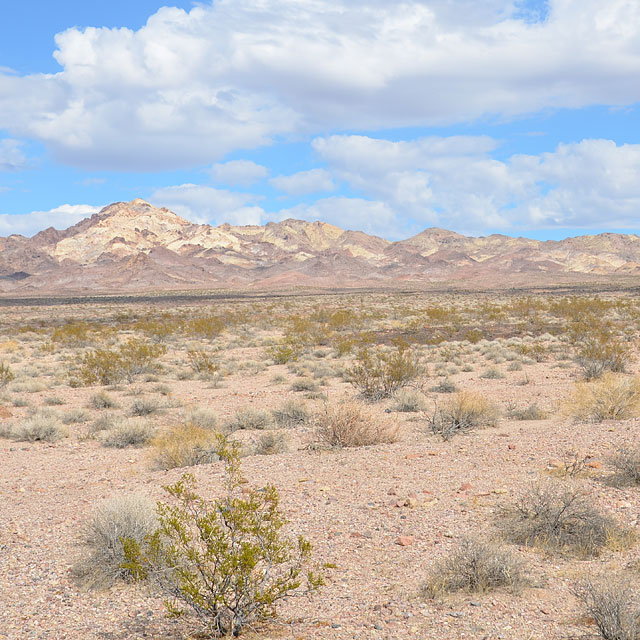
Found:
[2,288,640,640]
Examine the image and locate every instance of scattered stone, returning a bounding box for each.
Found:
[395,536,415,546]
[459,482,473,491]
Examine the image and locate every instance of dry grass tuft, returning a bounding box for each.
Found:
[151,423,221,470]
[10,410,68,442]
[428,391,499,440]
[99,418,155,448]
[313,400,399,448]
[73,494,157,590]
[422,539,526,598]
[564,373,640,423]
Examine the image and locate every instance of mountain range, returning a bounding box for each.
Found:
[1,198,639,294]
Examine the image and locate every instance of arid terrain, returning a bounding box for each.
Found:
[2,199,640,294]
[2,289,640,639]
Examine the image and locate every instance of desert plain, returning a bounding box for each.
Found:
[1,287,640,640]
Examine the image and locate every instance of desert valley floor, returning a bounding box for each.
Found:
[2,287,640,640]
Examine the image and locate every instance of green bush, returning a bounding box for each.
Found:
[123,439,322,637]
[74,339,166,386]
[574,330,631,380]
[0,361,15,388]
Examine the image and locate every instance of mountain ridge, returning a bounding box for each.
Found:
[1,199,639,293]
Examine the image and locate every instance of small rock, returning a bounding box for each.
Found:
[585,460,602,469]
[459,482,473,491]
[507,443,516,450]
[387,488,397,496]
[395,535,415,546]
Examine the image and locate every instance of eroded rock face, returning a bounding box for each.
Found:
[1,198,640,293]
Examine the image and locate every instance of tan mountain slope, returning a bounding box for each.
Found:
[1,198,640,293]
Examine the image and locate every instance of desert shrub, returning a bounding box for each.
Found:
[62,408,90,424]
[481,367,505,380]
[185,407,218,430]
[226,408,274,432]
[573,580,640,640]
[422,539,526,598]
[186,349,218,375]
[428,391,499,440]
[266,336,305,364]
[575,330,631,380]
[255,432,289,456]
[185,315,224,339]
[272,400,309,428]
[12,410,67,442]
[0,361,15,388]
[391,389,428,412]
[565,373,640,423]
[313,401,398,448]
[346,345,424,400]
[100,418,154,448]
[151,423,220,470]
[500,483,631,557]
[507,403,548,420]
[130,397,160,416]
[73,494,157,590]
[507,360,523,371]
[290,378,318,392]
[51,322,90,346]
[612,449,640,485]
[90,391,118,410]
[429,378,457,394]
[74,339,166,386]
[44,396,65,406]
[123,442,322,637]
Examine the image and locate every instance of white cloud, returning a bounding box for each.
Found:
[0,139,27,171]
[150,183,265,226]
[270,168,335,196]
[1,1,639,169]
[272,197,400,237]
[313,134,640,233]
[207,160,268,186]
[0,204,101,237]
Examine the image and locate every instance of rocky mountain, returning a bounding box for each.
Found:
[1,198,639,293]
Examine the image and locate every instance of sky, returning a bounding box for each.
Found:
[1,0,640,241]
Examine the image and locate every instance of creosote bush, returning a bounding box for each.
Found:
[123,438,322,637]
[565,373,640,423]
[0,361,15,388]
[500,483,632,558]
[186,349,218,375]
[574,329,631,380]
[313,400,399,448]
[346,345,424,400]
[89,391,118,410]
[151,423,221,470]
[73,494,157,590]
[428,391,499,440]
[422,539,526,598]
[73,339,166,386]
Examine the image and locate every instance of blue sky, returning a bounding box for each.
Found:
[1,0,640,240]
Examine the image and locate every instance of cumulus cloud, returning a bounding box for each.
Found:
[312,135,640,234]
[270,168,335,196]
[0,1,639,169]
[0,139,27,171]
[0,204,101,237]
[150,183,265,226]
[271,197,400,237]
[207,160,268,186]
